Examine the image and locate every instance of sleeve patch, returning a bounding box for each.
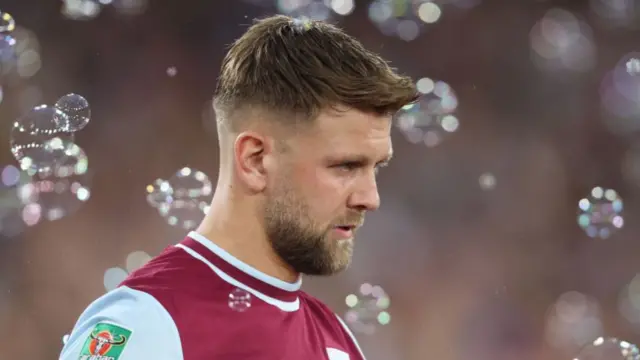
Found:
[78,322,133,360]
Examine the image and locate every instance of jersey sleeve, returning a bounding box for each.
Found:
[59,285,183,360]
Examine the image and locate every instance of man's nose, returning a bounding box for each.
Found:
[347,174,380,212]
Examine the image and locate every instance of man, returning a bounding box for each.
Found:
[59,15,417,360]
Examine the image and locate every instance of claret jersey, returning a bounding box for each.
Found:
[59,231,366,360]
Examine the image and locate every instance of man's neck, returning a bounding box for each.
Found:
[195,197,300,284]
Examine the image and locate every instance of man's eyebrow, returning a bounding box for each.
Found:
[327,152,393,165]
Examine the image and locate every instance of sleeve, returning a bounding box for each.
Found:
[59,285,183,360]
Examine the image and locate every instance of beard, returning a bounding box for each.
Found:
[263,183,357,276]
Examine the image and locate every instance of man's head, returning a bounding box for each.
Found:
[213,15,418,276]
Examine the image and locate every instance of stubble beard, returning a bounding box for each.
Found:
[263,186,353,276]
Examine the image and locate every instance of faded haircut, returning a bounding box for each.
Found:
[213,15,418,132]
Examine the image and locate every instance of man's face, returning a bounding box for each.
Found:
[263,108,393,276]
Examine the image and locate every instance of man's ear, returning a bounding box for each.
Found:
[233,131,271,192]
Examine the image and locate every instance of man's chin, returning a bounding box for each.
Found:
[329,250,353,274]
[301,257,351,276]
[328,260,351,275]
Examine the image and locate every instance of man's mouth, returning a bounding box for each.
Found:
[335,225,354,231]
[333,225,356,239]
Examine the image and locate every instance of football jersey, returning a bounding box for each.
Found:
[59,231,366,360]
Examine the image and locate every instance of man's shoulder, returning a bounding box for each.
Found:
[300,291,366,359]
[78,285,174,322]
[299,291,347,332]
[119,243,224,296]
[300,290,334,313]
[114,243,251,327]
[60,286,184,360]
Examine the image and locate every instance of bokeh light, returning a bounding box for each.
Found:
[54,93,91,132]
[0,12,15,33]
[395,77,459,147]
[4,2,640,359]
[577,186,623,239]
[530,8,596,73]
[152,167,212,230]
[368,0,444,41]
[344,283,391,335]
[600,52,640,135]
[573,336,640,360]
[10,105,74,172]
[103,250,152,292]
[545,291,603,353]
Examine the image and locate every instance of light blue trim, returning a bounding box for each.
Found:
[187,231,302,291]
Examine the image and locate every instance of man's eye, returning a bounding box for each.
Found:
[335,162,360,171]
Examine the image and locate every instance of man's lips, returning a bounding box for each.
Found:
[333,225,357,239]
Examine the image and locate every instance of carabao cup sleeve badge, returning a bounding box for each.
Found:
[78,322,132,360]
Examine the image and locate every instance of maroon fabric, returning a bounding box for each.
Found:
[119,236,364,359]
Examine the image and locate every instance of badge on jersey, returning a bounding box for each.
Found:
[78,322,132,360]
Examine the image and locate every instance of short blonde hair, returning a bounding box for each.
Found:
[213,15,418,131]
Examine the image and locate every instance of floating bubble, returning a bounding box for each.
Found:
[344,283,391,335]
[627,58,640,76]
[1,165,20,187]
[0,34,16,66]
[0,166,32,237]
[16,48,42,79]
[54,93,90,132]
[17,138,91,222]
[529,9,596,73]
[368,0,441,41]
[228,288,251,312]
[395,77,459,147]
[590,0,640,29]
[10,105,74,173]
[0,12,15,33]
[156,167,212,230]
[479,172,496,190]
[61,0,102,20]
[577,186,623,239]
[330,0,355,16]
[168,167,212,199]
[612,53,640,103]
[145,178,172,208]
[21,202,41,226]
[545,291,603,351]
[19,137,86,178]
[574,337,640,360]
[158,198,209,230]
[166,66,177,77]
[600,52,640,135]
[277,0,333,21]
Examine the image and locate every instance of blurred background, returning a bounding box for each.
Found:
[0,0,639,359]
